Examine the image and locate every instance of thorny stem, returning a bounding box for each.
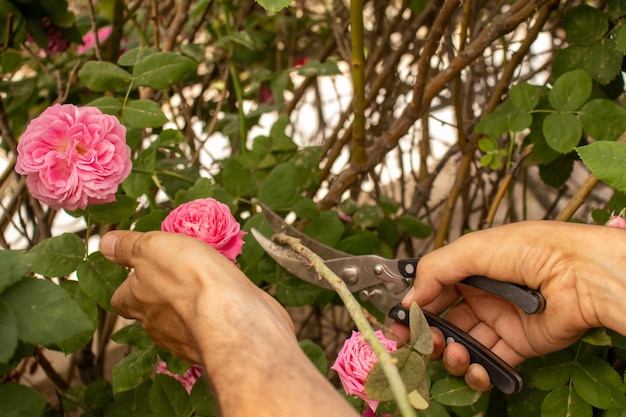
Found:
[274,233,417,417]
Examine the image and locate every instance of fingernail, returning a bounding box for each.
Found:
[100,234,118,260]
[402,287,416,305]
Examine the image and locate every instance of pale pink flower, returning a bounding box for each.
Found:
[606,215,626,229]
[77,26,113,55]
[161,198,246,261]
[156,361,203,394]
[331,330,398,411]
[15,104,132,211]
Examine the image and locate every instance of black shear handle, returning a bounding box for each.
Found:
[388,303,523,395]
[397,259,545,315]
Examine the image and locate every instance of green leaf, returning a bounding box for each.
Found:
[149,374,192,417]
[221,158,251,198]
[111,322,154,348]
[174,177,214,206]
[564,5,608,45]
[336,231,380,256]
[541,384,592,417]
[365,347,427,401]
[117,47,159,67]
[258,162,302,210]
[431,376,482,406]
[577,141,626,192]
[573,356,626,409]
[549,70,592,111]
[86,195,139,224]
[296,59,342,77]
[190,378,218,416]
[539,155,574,189]
[133,52,197,89]
[104,379,152,417]
[274,275,325,306]
[510,83,541,111]
[522,350,575,390]
[26,233,85,277]
[616,23,626,52]
[409,303,434,356]
[0,250,31,294]
[543,112,582,153]
[123,99,168,128]
[0,382,47,417]
[1,278,93,346]
[87,96,122,115]
[579,99,626,141]
[553,44,622,85]
[77,252,128,311]
[112,345,158,394]
[352,205,385,229]
[416,400,450,417]
[255,0,292,12]
[300,339,327,374]
[0,299,18,363]
[57,280,99,353]
[303,211,345,247]
[397,215,431,239]
[79,61,132,92]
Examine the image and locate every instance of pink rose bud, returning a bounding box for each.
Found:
[606,215,626,229]
[15,104,132,211]
[161,198,246,261]
[331,330,398,412]
[156,360,203,394]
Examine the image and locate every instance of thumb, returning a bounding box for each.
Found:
[100,230,145,267]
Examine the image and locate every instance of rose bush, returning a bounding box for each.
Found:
[331,330,398,412]
[161,198,246,261]
[15,103,132,211]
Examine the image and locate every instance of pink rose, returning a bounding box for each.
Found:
[77,26,113,54]
[362,407,390,417]
[156,360,203,394]
[606,215,626,229]
[331,330,398,411]
[15,104,132,211]
[161,198,246,261]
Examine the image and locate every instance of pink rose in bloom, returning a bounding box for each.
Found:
[77,26,113,54]
[161,198,246,261]
[156,361,203,394]
[606,215,626,229]
[331,330,398,411]
[15,104,132,211]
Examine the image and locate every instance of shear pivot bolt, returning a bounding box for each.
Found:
[341,267,359,285]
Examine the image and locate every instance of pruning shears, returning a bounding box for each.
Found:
[251,205,545,395]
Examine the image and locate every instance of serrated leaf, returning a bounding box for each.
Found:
[87,96,122,115]
[113,346,158,393]
[123,99,168,128]
[543,112,582,153]
[149,374,192,417]
[549,70,591,111]
[510,83,540,111]
[522,350,575,390]
[117,47,159,67]
[409,303,434,356]
[0,250,31,294]
[86,194,139,225]
[579,99,626,141]
[573,356,626,409]
[57,280,99,353]
[221,158,251,198]
[365,347,426,401]
[564,5,608,45]
[397,215,431,239]
[0,382,47,417]
[104,379,153,417]
[26,233,85,277]
[431,376,482,406]
[1,278,93,346]
[274,274,324,306]
[552,44,622,85]
[111,322,154,349]
[79,61,132,92]
[541,384,592,417]
[303,211,345,247]
[257,162,302,210]
[577,141,626,192]
[77,252,128,311]
[297,59,342,77]
[133,52,197,89]
[174,177,214,206]
[353,205,385,229]
[255,0,292,12]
